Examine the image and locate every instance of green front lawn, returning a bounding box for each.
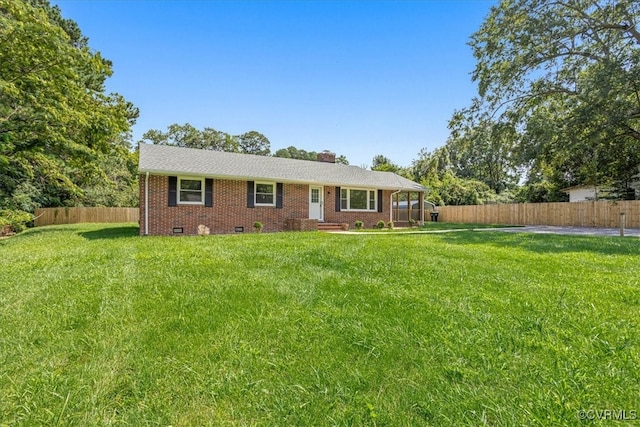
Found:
[1,224,638,426]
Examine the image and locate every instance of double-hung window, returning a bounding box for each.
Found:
[178,177,204,204]
[255,182,275,206]
[340,188,376,211]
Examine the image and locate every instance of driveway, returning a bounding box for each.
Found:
[477,225,640,237]
[329,225,640,237]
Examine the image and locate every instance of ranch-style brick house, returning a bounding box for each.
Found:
[138,143,427,235]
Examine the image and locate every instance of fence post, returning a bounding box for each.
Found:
[620,212,626,237]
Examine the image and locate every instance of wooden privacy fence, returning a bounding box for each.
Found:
[35,207,139,227]
[437,200,640,228]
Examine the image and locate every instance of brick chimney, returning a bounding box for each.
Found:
[317,151,336,163]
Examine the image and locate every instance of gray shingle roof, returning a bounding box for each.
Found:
[138,144,425,191]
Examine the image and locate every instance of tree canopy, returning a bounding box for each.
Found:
[0,0,138,227]
[139,123,240,152]
[141,124,351,164]
[140,123,272,155]
[273,146,319,161]
[370,155,400,173]
[449,0,640,200]
[274,146,349,164]
[411,147,507,206]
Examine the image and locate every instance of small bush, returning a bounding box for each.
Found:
[253,221,264,232]
[355,220,364,230]
[409,218,416,227]
[0,209,34,234]
[376,220,386,229]
[387,221,394,229]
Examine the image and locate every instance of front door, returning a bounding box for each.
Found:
[309,186,324,221]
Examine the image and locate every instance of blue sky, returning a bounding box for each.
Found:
[53,0,495,168]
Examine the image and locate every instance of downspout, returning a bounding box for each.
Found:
[144,172,149,236]
[390,189,401,223]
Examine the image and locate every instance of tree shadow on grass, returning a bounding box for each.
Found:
[424,230,640,256]
[0,227,50,240]
[0,224,140,244]
[79,225,140,240]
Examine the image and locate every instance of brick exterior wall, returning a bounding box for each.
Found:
[140,174,394,235]
[322,187,391,229]
[285,218,318,231]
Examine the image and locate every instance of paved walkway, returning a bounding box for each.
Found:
[330,226,640,237]
[475,225,640,237]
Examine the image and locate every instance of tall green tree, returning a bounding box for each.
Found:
[273,146,318,161]
[371,155,399,172]
[142,126,351,164]
[140,123,238,151]
[412,147,498,205]
[447,115,519,193]
[370,154,413,179]
[140,124,272,155]
[77,133,139,207]
[202,127,239,152]
[237,131,271,156]
[412,147,452,184]
[0,0,137,218]
[335,155,349,165]
[274,146,350,163]
[457,0,640,199]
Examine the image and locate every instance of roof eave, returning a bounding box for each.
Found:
[139,168,426,192]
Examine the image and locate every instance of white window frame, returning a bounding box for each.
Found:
[255,181,276,206]
[340,187,377,212]
[178,176,205,205]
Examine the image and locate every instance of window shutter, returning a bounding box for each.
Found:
[377,189,383,213]
[205,178,213,207]
[168,176,177,206]
[276,183,283,209]
[335,187,341,212]
[247,181,255,208]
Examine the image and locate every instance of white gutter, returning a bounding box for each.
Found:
[144,172,149,236]
[138,168,411,191]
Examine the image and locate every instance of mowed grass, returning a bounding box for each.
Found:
[1,224,639,426]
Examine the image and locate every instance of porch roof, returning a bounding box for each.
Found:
[139,144,426,192]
